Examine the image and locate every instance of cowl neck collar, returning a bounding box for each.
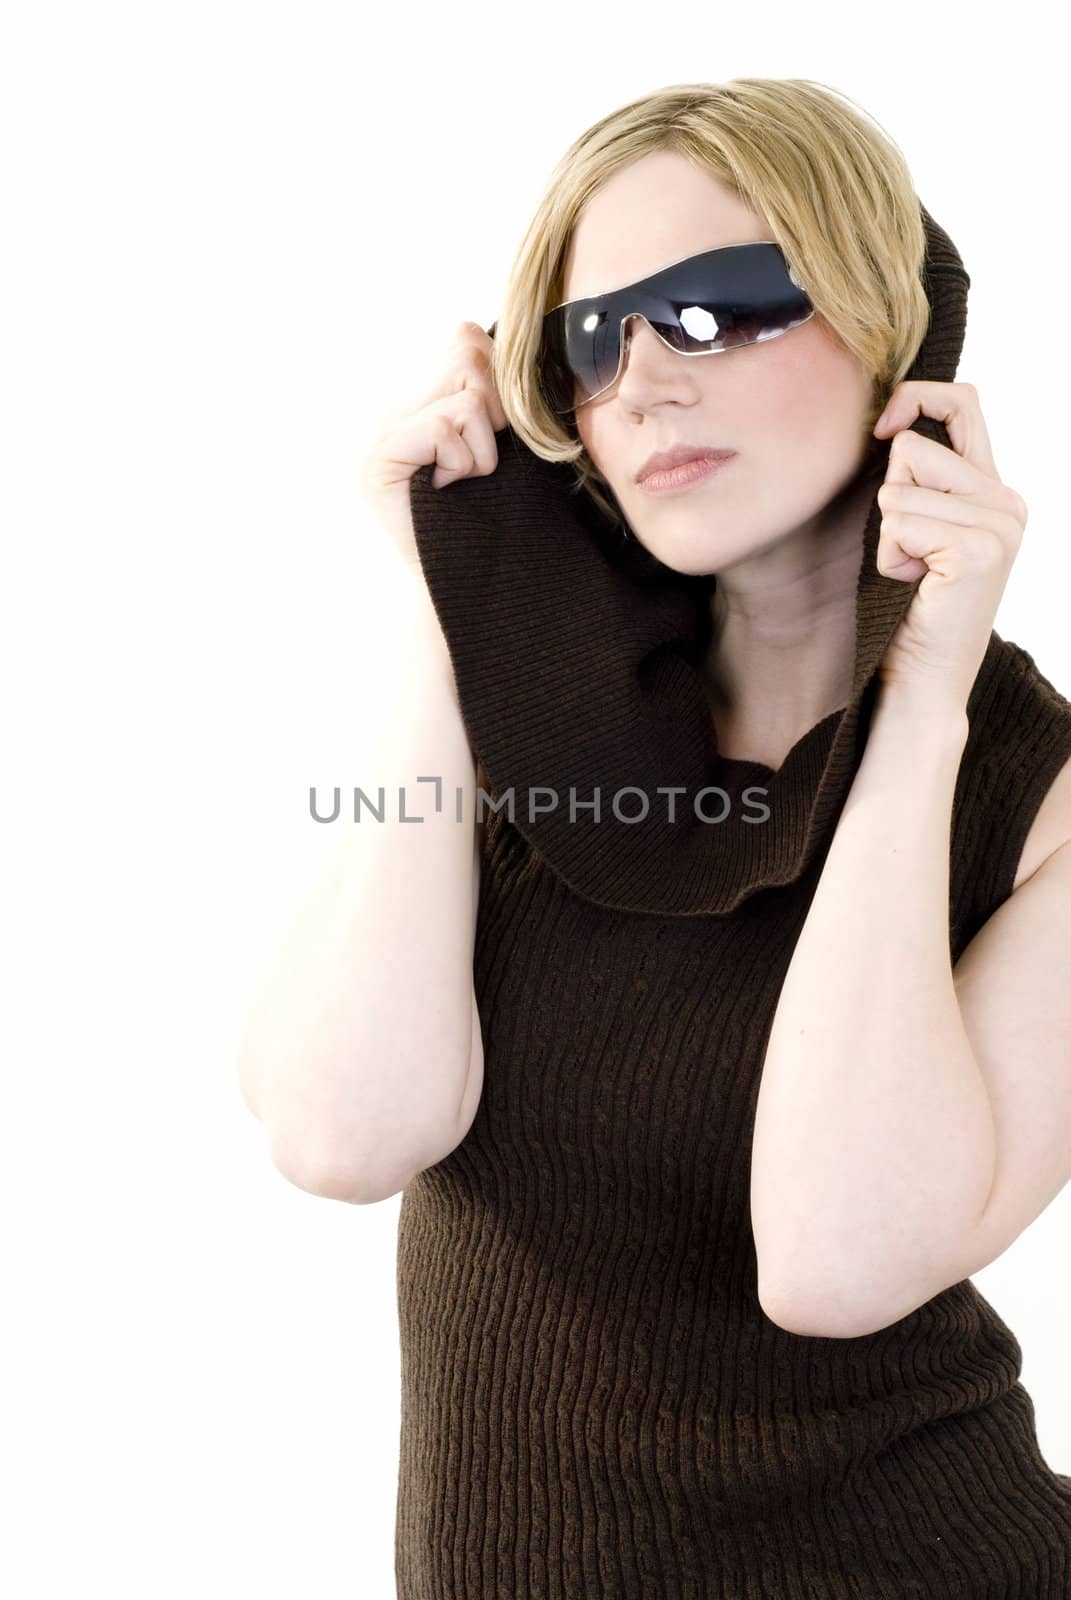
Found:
[408,205,970,917]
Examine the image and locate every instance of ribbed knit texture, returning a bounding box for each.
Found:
[395,204,1071,1596]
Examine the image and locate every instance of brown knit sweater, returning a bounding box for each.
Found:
[395,205,1071,1597]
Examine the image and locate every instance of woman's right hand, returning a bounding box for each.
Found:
[358,321,508,573]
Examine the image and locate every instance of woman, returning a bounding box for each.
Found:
[397,79,1071,1595]
[242,76,1071,1595]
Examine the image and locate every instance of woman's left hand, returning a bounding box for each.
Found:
[871,380,1026,710]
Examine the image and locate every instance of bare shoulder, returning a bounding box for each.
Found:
[1013,748,1071,891]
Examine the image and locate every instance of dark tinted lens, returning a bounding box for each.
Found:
[541,242,810,413]
[542,305,623,412]
[539,306,576,415]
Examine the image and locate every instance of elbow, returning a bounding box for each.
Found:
[758,1280,869,1339]
[267,1129,415,1206]
[758,1269,926,1340]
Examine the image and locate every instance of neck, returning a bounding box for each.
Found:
[701,451,884,769]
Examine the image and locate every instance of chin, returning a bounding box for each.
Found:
[628,526,723,578]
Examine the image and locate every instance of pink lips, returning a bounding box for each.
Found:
[636,450,737,495]
[636,444,735,484]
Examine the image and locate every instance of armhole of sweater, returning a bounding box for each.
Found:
[956,642,1071,952]
[474,756,489,862]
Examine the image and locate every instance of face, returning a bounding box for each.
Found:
[560,150,879,576]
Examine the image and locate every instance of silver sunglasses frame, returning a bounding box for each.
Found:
[543,241,812,411]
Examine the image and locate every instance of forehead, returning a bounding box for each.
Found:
[559,153,772,302]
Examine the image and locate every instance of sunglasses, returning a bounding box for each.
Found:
[538,241,813,416]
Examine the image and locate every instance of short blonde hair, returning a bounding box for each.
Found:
[489,78,931,529]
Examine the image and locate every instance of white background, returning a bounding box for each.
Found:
[3,3,1068,1596]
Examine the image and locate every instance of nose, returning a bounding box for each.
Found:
[620,312,654,362]
[614,313,685,395]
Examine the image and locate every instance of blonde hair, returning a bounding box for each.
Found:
[488,78,931,529]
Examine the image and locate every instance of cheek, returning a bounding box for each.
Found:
[575,407,607,471]
[752,340,824,430]
[758,325,867,438]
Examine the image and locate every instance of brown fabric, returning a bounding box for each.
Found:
[395,203,1071,1596]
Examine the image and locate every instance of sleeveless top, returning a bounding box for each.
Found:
[394,203,1071,1598]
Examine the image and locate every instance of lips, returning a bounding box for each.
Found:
[636,445,736,483]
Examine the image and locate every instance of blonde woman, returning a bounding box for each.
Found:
[240,78,1071,1595]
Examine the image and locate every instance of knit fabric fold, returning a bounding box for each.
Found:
[409,206,971,917]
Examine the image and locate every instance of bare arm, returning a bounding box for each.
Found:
[237,570,484,1203]
[749,691,984,1336]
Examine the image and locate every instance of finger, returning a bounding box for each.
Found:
[877,510,1011,582]
[877,480,1024,537]
[878,426,994,499]
[873,381,999,480]
[410,325,507,431]
[429,387,500,486]
[370,387,498,492]
[367,405,470,492]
